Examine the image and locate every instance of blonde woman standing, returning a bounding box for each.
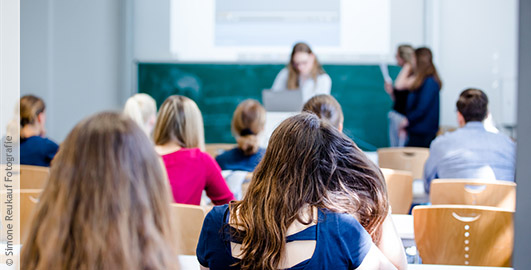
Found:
[153,95,234,205]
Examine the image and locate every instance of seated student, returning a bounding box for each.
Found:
[271,42,332,103]
[302,95,406,269]
[423,89,516,193]
[197,113,406,270]
[19,95,59,166]
[153,95,234,205]
[21,112,177,270]
[302,94,344,131]
[216,99,266,172]
[123,93,157,138]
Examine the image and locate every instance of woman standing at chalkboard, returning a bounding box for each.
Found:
[384,44,415,147]
[271,42,332,103]
[403,47,442,147]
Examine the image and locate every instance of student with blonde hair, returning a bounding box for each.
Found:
[123,93,157,137]
[19,95,59,166]
[384,44,416,147]
[21,112,178,270]
[153,95,234,205]
[197,113,406,270]
[216,99,266,172]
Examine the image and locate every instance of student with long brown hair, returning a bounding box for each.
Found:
[403,47,442,147]
[197,113,405,270]
[153,95,234,205]
[21,112,178,270]
[19,95,59,166]
[302,95,408,269]
[216,99,266,172]
[271,42,332,102]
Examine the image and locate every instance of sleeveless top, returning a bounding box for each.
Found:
[197,204,372,270]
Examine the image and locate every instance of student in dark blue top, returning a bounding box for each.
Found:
[404,47,442,148]
[19,95,59,166]
[216,99,266,172]
[197,113,405,270]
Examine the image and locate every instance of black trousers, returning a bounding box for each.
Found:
[406,133,436,148]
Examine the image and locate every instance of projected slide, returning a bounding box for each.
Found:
[170,0,390,62]
[215,0,340,46]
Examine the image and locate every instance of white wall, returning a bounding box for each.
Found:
[428,0,518,130]
[21,0,125,142]
[134,0,426,63]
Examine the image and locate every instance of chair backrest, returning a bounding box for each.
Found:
[377,147,429,180]
[169,203,207,255]
[205,143,237,158]
[413,205,513,267]
[20,165,50,189]
[381,168,413,214]
[430,179,516,211]
[21,189,43,243]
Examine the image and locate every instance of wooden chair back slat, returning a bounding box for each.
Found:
[381,168,413,214]
[413,205,514,267]
[377,147,429,180]
[430,179,516,211]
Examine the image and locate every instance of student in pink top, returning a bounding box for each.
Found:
[153,95,234,205]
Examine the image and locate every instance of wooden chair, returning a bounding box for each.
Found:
[205,143,237,159]
[21,189,42,243]
[169,203,207,255]
[413,205,513,267]
[20,165,50,189]
[430,179,516,211]
[381,168,413,214]
[377,147,429,180]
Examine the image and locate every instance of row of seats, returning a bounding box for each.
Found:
[16,147,516,267]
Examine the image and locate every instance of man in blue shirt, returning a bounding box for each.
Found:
[423,88,516,193]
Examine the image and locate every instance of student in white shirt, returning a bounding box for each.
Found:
[271,42,332,103]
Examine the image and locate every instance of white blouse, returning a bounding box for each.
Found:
[271,68,332,103]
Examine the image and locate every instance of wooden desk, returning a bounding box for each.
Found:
[392,214,414,240]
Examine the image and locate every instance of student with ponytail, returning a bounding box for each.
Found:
[216,99,266,172]
[19,95,59,166]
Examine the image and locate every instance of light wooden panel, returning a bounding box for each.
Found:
[430,179,516,211]
[170,203,207,256]
[205,143,237,159]
[381,168,413,214]
[377,147,429,180]
[20,165,49,190]
[413,205,514,267]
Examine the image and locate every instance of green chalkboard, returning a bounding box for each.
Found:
[138,63,400,151]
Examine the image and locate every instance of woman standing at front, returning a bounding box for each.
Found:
[404,47,442,147]
[271,42,332,103]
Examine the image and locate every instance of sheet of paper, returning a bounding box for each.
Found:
[379,63,392,83]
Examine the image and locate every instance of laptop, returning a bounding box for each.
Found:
[262,89,303,112]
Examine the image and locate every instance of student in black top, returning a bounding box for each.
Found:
[19,95,59,166]
[384,44,415,147]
